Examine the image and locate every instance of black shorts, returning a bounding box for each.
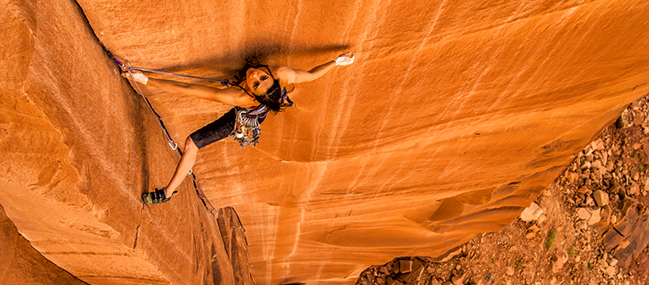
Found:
[189,108,236,149]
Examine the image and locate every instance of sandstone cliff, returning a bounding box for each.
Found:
[2,0,252,284]
[1,0,648,284]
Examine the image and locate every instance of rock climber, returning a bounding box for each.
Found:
[124,52,355,205]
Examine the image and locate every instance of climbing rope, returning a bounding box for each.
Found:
[103,47,225,218]
[125,63,221,217]
[114,58,232,85]
[98,43,263,284]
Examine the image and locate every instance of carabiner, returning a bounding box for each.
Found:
[168,141,178,150]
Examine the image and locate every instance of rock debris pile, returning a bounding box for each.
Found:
[356,94,649,285]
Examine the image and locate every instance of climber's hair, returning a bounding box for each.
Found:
[254,79,290,114]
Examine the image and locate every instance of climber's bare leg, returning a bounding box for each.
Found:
[165,137,198,196]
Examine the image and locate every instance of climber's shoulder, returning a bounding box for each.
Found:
[269,66,297,85]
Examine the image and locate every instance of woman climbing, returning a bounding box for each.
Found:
[124,52,355,205]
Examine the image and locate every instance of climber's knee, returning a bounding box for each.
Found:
[184,136,198,154]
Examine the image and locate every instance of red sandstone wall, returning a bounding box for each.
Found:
[0,205,86,285]
[1,0,247,284]
[2,0,648,284]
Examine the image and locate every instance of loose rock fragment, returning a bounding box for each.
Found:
[604,266,616,277]
[591,160,602,169]
[451,272,466,285]
[577,221,588,230]
[577,208,591,220]
[593,190,609,207]
[628,182,639,196]
[577,186,591,194]
[528,224,541,233]
[551,254,567,273]
[588,208,601,225]
[592,139,604,150]
[520,202,544,222]
[399,260,413,274]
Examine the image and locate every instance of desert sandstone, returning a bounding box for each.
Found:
[1,0,648,284]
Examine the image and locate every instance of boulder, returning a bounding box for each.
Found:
[591,160,602,169]
[391,261,401,274]
[585,153,594,162]
[577,208,592,220]
[577,186,592,194]
[604,266,616,277]
[588,208,602,225]
[592,139,605,150]
[628,182,639,196]
[577,220,588,231]
[520,202,544,222]
[585,196,595,206]
[593,190,609,207]
[399,259,413,274]
[451,273,466,285]
[551,255,566,273]
[528,224,541,233]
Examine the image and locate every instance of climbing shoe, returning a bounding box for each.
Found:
[142,187,177,205]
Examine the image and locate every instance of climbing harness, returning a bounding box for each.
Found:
[230,105,268,147]
[227,65,291,147]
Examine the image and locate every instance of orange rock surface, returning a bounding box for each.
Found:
[2,0,250,284]
[2,0,648,284]
[0,205,86,284]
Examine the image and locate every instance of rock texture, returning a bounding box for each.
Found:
[358,98,649,284]
[2,0,648,284]
[0,205,86,285]
[1,0,250,284]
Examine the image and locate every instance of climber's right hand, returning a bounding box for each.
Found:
[122,70,149,85]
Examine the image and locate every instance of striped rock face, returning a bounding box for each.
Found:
[1,0,648,284]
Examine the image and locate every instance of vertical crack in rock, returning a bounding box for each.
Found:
[193,233,200,272]
[132,204,144,249]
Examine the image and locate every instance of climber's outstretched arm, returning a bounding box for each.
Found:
[279,52,354,85]
[124,72,257,107]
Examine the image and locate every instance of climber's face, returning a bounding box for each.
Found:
[246,68,273,96]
